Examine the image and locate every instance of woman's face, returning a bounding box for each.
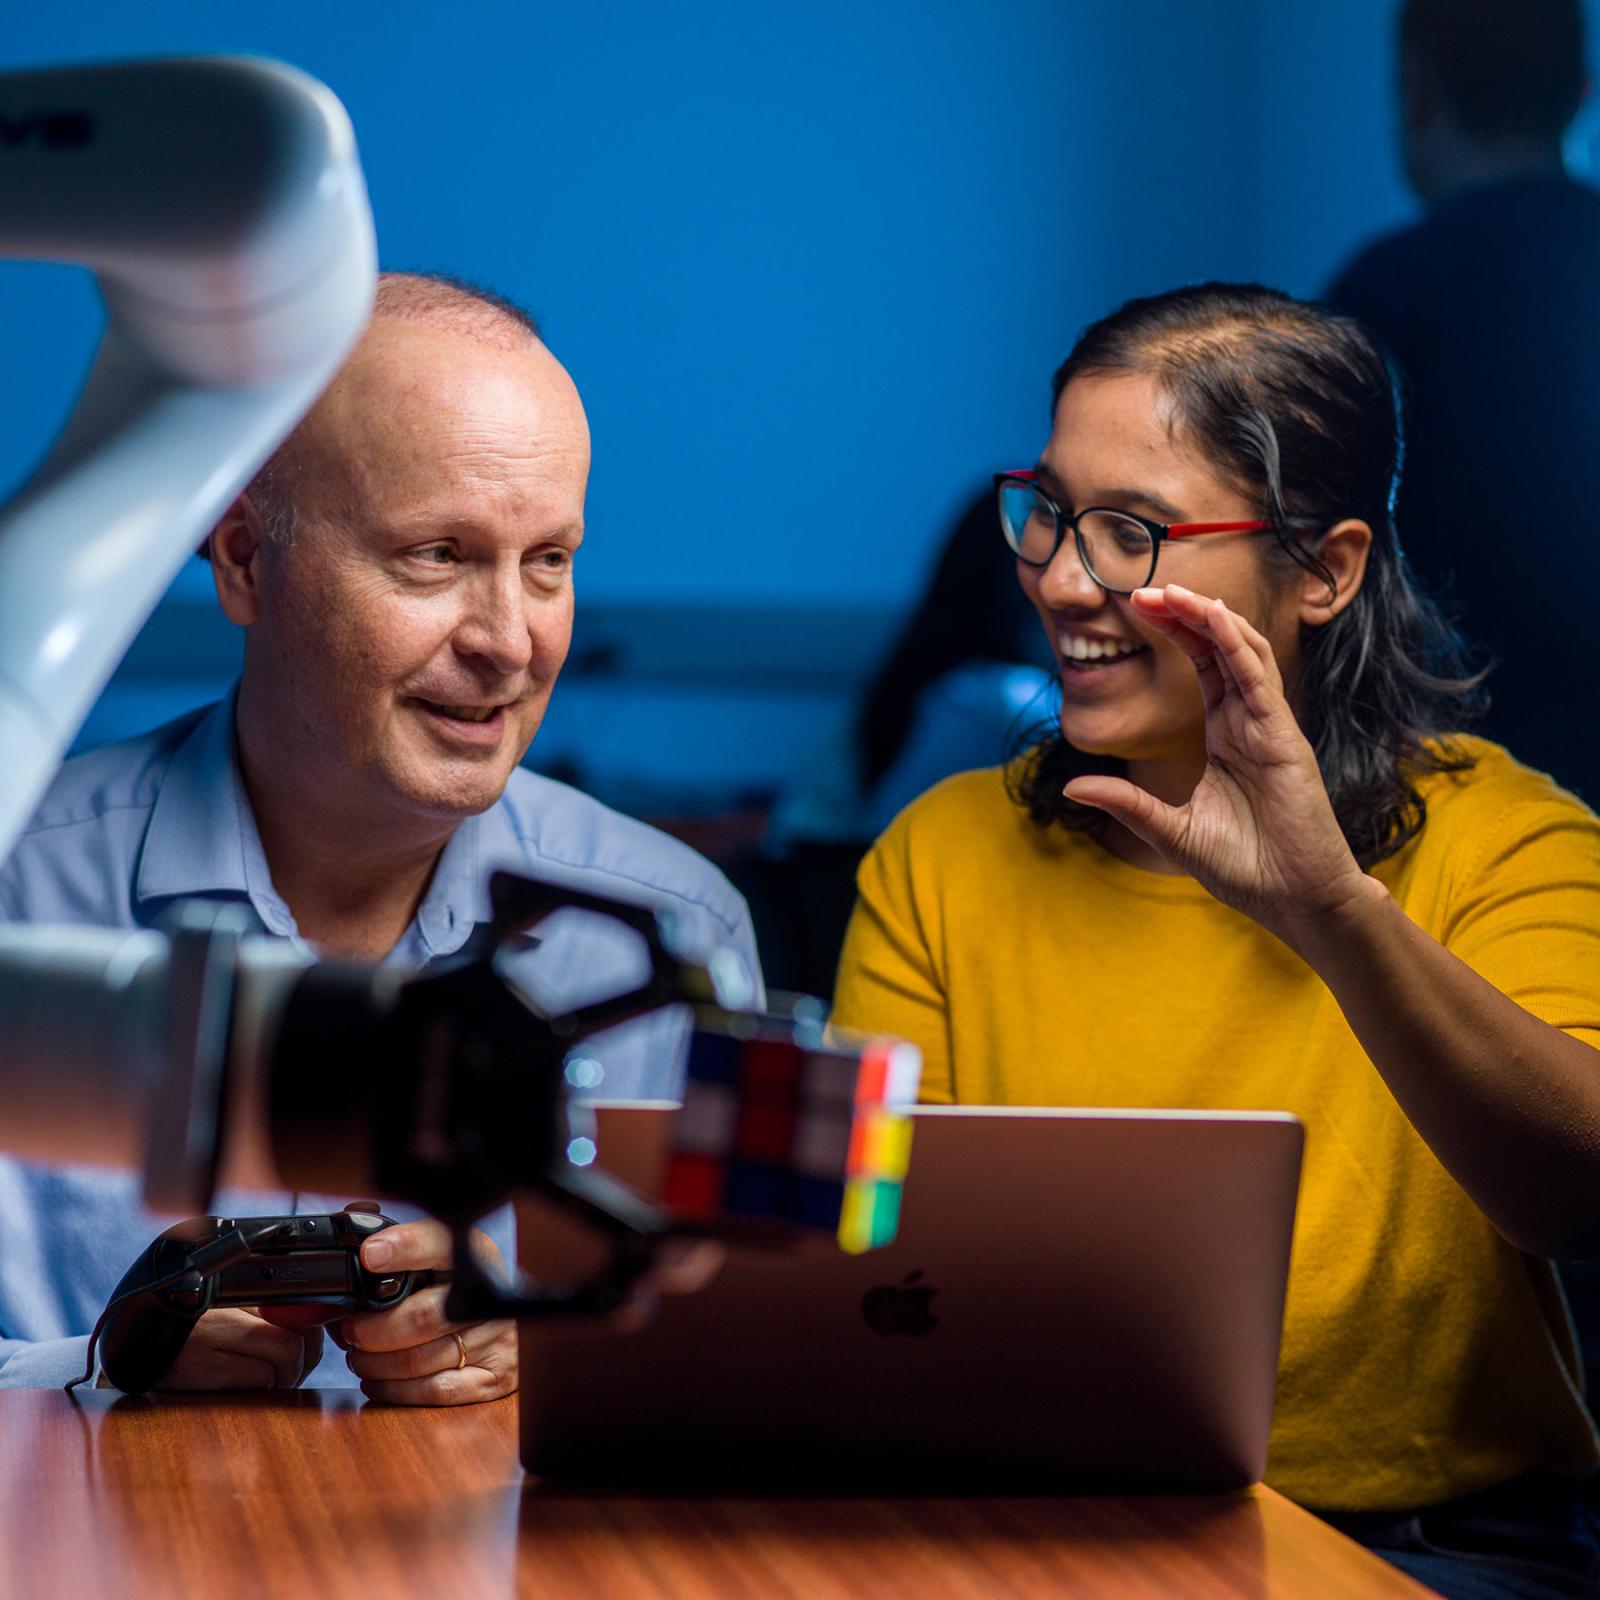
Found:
[1020,371,1308,773]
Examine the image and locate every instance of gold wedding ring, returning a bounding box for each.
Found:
[453,1332,469,1371]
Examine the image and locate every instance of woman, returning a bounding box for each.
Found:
[832,283,1600,1599]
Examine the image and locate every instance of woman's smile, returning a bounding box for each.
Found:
[1055,631,1154,699]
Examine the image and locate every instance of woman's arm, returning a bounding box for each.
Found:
[1066,583,1600,1261]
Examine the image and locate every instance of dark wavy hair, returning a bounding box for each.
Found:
[1012,282,1486,869]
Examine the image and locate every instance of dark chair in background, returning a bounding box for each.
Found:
[733,486,1049,1005]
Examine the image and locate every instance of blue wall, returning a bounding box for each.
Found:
[2,1,1590,802]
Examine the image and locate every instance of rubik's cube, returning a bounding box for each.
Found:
[662,1024,921,1254]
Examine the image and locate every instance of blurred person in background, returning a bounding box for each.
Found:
[1328,0,1600,1381]
[1326,0,1600,801]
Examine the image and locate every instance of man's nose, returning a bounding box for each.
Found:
[455,567,534,674]
[1038,533,1106,610]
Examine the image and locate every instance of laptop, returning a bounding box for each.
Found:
[517,1104,1303,1490]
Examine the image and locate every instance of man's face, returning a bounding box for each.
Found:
[235,321,590,830]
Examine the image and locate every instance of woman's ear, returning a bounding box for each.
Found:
[208,494,268,626]
[1300,518,1373,625]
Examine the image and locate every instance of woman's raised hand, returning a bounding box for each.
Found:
[1062,584,1375,950]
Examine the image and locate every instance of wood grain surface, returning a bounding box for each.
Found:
[0,1390,1436,1599]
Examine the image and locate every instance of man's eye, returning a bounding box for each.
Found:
[531,549,571,571]
[414,545,456,565]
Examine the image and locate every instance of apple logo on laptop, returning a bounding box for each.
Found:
[861,1269,939,1337]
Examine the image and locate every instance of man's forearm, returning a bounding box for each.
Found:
[0,1333,92,1389]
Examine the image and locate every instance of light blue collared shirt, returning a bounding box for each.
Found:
[0,695,760,1387]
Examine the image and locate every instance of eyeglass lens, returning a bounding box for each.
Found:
[998,482,1155,592]
[998,481,1059,565]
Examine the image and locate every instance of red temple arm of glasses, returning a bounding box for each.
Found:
[1167,520,1271,538]
[999,476,1269,540]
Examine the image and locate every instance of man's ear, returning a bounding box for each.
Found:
[209,493,268,626]
[1299,518,1372,626]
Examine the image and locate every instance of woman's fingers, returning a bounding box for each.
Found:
[1129,586,1216,660]
[1133,585,1284,711]
[1063,775,1187,858]
[1128,590,1228,709]
[1194,598,1278,714]
[1142,584,1271,668]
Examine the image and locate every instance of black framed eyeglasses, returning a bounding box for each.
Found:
[994,470,1273,596]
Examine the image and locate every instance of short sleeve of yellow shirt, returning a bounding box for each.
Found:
[832,738,1600,1511]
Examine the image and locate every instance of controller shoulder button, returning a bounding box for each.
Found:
[158,1269,207,1311]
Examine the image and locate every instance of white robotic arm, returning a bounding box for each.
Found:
[0,55,373,1202]
[0,55,375,861]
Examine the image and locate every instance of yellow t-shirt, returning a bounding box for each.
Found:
[831,738,1600,1511]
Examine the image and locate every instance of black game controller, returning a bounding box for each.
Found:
[92,1204,432,1395]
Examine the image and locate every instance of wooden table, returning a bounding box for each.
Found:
[0,1390,1436,1598]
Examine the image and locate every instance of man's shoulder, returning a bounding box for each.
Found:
[1324,220,1434,323]
[1328,180,1600,315]
[489,768,751,938]
[0,705,214,921]
[24,709,210,833]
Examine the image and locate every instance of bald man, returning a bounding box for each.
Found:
[0,273,760,1400]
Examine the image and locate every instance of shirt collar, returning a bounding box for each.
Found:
[135,692,490,961]
[134,694,296,932]
[411,809,484,959]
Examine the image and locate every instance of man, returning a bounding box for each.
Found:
[1325,0,1600,802]
[0,272,760,1401]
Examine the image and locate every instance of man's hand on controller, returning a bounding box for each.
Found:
[265,1218,516,1406]
[126,1307,324,1391]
